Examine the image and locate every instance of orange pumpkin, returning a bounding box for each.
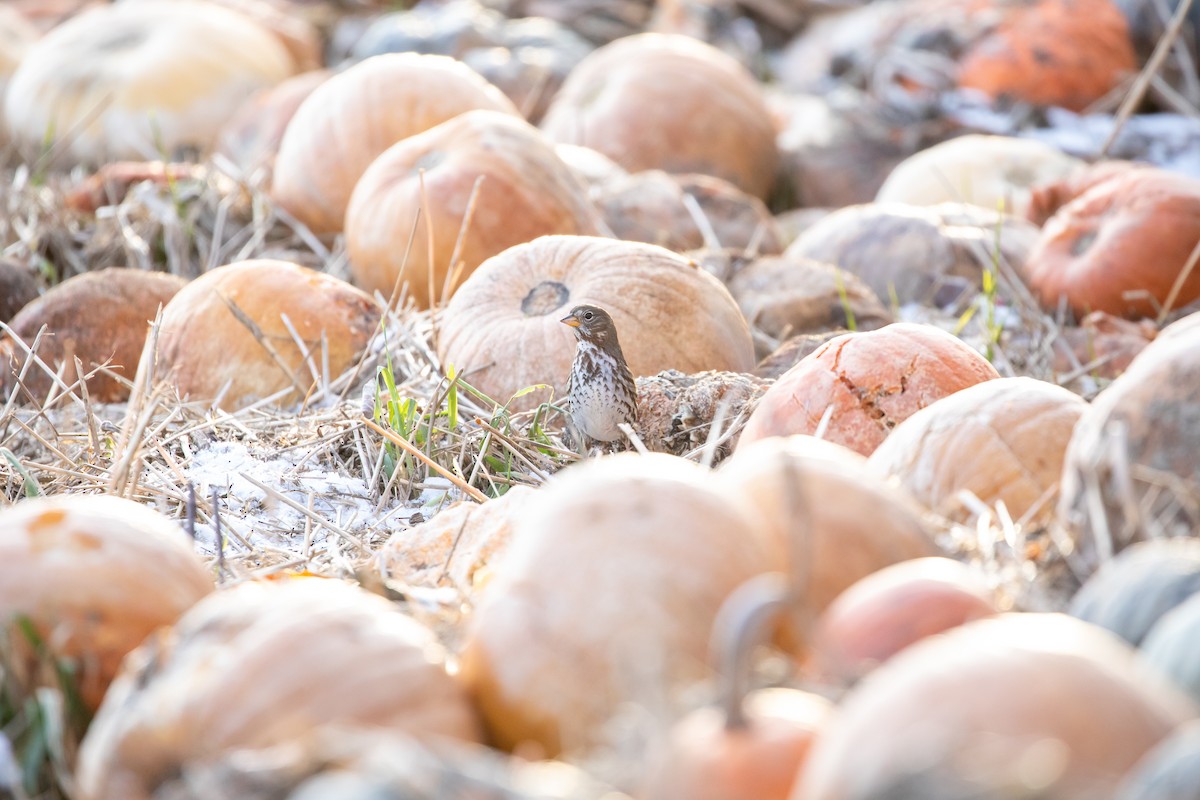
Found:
[344,110,602,307]
[0,494,213,712]
[867,377,1087,524]
[738,324,1000,456]
[541,33,778,198]
[809,557,999,685]
[216,68,331,179]
[437,235,754,412]
[641,575,834,800]
[271,53,519,234]
[153,259,380,410]
[797,613,1195,799]
[1022,166,1200,318]
[4,1,295,163]
[5,268,187,403]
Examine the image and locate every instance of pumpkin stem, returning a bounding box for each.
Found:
[712,571,790,732]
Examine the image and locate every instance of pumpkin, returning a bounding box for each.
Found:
[1114,719,1200,800]
[867,377,1087,524]
[738,324,1000,456]
[796,613,1196,800]
[216,68,330,180]
[784,202,1040,309]
[634,369,770,462]
[0,5,36,144]
[344,110,602,307]
[4,1,295,164]
[1057,326,1200,574]
[875,135,1085,217]
[373,485,536,593]
[728,255,891,358]
[271,53,519,235]
[153,259,381,410]
[0,494,213,712]
[152,0,324,73]
[1024,160,1144,226]
[809,557,999,685]
[753,331,847,382]
[5,268,186,404]
[592,170,783,254]
[75,577,482,800]
[437,235,754,412]
[719,435,940,654]
[555,142,628,187]
[1021,166,1200,318]
[459,452,779,756]
[640,574,834,800]
[1052,311,1157,392]
[1069,539,1200,647]
[541,33,778,198]
[1140,592,1200,705]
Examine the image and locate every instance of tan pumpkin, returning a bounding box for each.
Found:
[4,1,295,164]
[76,577,482,800]
[738,324,1000,457]
[796,613,1195,800]
[5,268,186,404]
[373,485,536,593]
[784,202,1040,309]
[271,53,519,235]
[216,68,331,179]
[867,377,1087,524]
[0,494,213,712]
[345,110,602,307]
[719,435,940,654]
[809,557,999,685]
[875,135,1085,217]
[640,575,835,800]
[0,5,36,145]
[541,33,778,198]
[1021,166,1200,318]
[1058,325,1200,574]
[460,452,779,756]
[153,259,380,410]
[437,235,754,411]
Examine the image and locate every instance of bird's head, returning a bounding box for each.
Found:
[561,304,617,347]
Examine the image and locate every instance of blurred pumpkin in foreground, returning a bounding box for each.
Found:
[0,494,212,712]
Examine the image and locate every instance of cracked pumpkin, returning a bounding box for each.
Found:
[738,324,999,456]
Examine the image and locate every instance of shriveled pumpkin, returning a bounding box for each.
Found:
[796,613,1195,800]
[738,324,1000,456]
[719,435,940,654]
[875,135,1085,217]
[641,574,835,800]
[153,259,380,410]
[1021,166,1200,318]
[1058,326,1200,574]
[373,485,536,593]
[0,258,38,322]
[783,202,1040,309]
[437,235,754,412]
[76,577,482,800]
[216,68,331,179]
[541,33,778,199]
[5,268,186,404]
[592,170,783,254]
[271,53,519,235]
[0,494,213,712]
[867,377,1087,524]
[1069,539,1200,647]
[460,452,779,757]
[4,1,295,164]
[344,110,602,307]
[809,557,999,685]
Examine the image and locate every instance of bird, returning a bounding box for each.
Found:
[561,304,637,451]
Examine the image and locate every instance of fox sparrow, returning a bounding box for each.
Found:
[561,304,637,449]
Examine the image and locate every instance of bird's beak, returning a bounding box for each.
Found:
[561,314,580,328]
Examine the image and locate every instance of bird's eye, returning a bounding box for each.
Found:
[584,311,594,320]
